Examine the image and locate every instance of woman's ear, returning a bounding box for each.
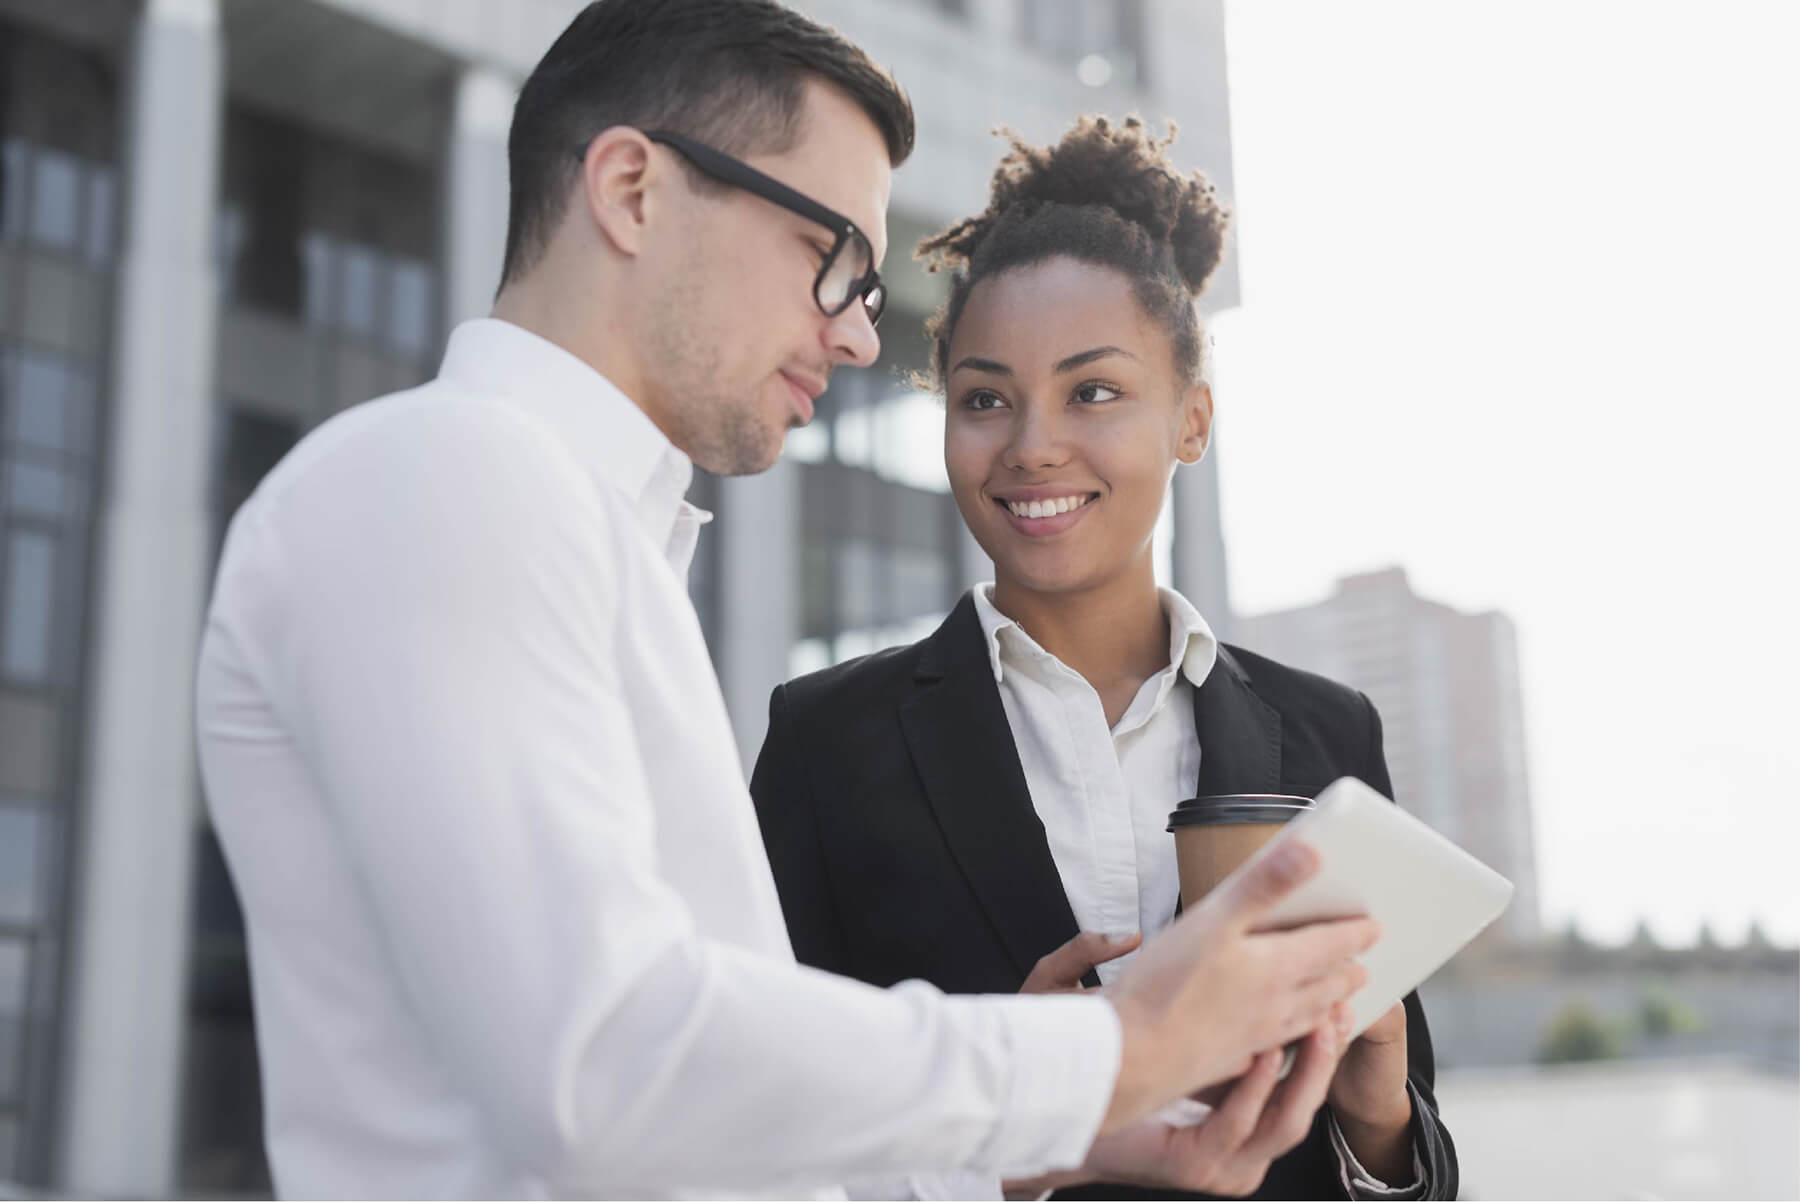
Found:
[1176,381,1213,465]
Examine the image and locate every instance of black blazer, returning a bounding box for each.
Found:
[750,593,1457,1200]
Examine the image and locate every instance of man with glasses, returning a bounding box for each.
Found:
[194,1,1376,1198]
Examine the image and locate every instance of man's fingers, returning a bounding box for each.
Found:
[1198,1048,1283,1155]
[1275,961,1369,1044]
[1246,1024,1342,1159]
[1205,839,1321,930]
[1263,915,1382,982]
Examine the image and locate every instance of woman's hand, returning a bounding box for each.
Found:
[1019,930,1142,994]
[1326,1001,1415,1184]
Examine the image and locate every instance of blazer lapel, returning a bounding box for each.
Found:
[1192,646,1284,797]
[1170,646,1284,920]
[899,594,1086,984]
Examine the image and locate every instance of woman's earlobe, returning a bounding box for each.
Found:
[1178,382,1214,466]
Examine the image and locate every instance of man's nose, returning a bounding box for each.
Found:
[825,302,881,369]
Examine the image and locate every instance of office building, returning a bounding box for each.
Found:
[0,0,1241,1191]
[1236,567,1542,942]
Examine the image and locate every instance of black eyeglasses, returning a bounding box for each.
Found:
[576,130,886,326]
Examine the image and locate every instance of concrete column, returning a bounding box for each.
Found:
[718,462,801,773]
[442,64,514,334]
[56,0,222,1193]
[1171,445,1234,643]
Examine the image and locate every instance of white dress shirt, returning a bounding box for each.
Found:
[971,585,1428,1198]
[194,319,1120,1200]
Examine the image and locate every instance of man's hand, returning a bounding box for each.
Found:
[1097,840,1380,1134]
[1327,1001,1415,1185]
[1005,1007,1354,1198]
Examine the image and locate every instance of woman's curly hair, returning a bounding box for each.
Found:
[917,115,1230,390]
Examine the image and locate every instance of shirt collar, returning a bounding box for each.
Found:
[971,582,1218,691]
[436,318,710,550]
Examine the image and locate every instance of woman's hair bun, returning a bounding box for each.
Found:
[921,114,1229,297]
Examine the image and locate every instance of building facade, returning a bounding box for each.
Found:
[1235,566,1542,943]
[0,0,1241,1192]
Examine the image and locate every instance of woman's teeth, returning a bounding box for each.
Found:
[1006,495,1093,519]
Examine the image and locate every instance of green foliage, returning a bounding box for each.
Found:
[1637,986,1704,1039]
[1537,1000,1625,1063]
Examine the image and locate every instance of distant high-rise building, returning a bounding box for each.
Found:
[1236,567,1541,941]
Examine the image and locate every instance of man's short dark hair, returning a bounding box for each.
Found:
[501,0,915,287]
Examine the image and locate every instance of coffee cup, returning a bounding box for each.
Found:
[1168,794,1316,1086]
[1167,794,1313,911]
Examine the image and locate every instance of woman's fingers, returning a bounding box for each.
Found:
[1020,930,1141,994]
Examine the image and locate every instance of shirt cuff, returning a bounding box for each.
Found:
[1326,1082,1431,1199]
[953,993,1121,1179]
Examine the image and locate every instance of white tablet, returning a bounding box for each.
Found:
[1232,775,1515,1040]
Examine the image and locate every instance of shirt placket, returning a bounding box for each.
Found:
[1052,665,1142,984]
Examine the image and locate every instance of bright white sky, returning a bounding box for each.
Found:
[1212,1,1800,945]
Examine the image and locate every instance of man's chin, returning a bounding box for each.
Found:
[695,429,784,477]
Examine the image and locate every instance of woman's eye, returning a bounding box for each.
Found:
[961,390,1005,411]
[1073,382,1122,405]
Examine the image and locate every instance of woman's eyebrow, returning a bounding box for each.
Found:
[950,356,1012,376]
[1054,345,1137,373]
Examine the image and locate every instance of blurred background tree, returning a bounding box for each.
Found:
[1538,1000,1625,1064]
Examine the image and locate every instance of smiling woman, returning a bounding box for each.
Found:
[750,115,1462,1200]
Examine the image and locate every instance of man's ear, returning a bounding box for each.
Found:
[576,126,659,258]
[1177,381,1214,465]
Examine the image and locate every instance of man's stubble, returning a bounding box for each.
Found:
[640,244,789,478]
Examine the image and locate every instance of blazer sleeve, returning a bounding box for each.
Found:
[1361,692,1461,1201]
[749,682,857,978]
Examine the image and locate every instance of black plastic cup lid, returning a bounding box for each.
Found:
[1166,794,1313,832]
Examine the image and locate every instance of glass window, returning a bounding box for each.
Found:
[338,243,381,339]
[12,353,71,453]
[387,258,432,358]
[28,149,82,252]
[801,538,833,637]
[0,804,44,926]
[867,390,950,494]
[787,637,832,679]
[63,367,96,459]
[84,165,116,266]
[0,138,27,242]
[214,205,245,303]
[784,417,829,464]
[300,231,334,329]
[832,402,874,469]
[835,538,881,632]
[0,937,25,1101]
[0,1113,17,1183]
[11,352,95,459]
[2,532,55,682]
[0,692,58,813]
[5,461,66,521]
[219,409,299,524]
[889,545,951,621]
